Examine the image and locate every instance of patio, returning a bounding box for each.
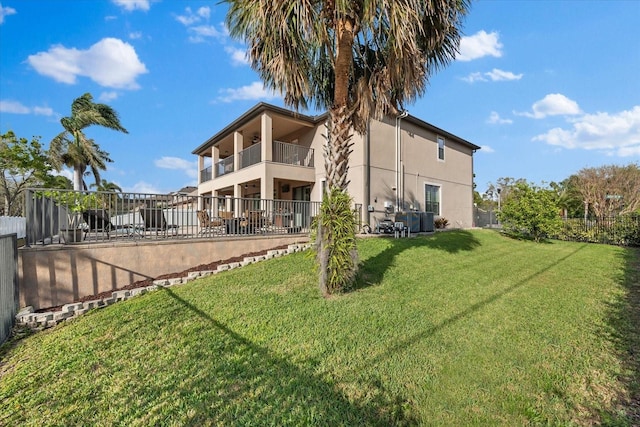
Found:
[24,189,321,246]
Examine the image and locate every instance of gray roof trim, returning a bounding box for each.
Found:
[192,102,324,154]
[403,114,481,151]
[193,102,479,154]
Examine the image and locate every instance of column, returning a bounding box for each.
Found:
[261,113,272,162]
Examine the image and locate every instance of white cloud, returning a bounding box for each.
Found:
[516,93,581,119]
[533,106,640,157]
[124,181,162,194]
[462,68,522,83]
[485,69,522,81]
[480,145,495,153]
[1,100,54,116]
[216,81,279,103]
[189,24,228,42]
[154,156,198,179]
[129,31,142,40]
[487,111,512,125]
[225,46,248,66]
[175,6,211,26]
[0,100,29,114]
[461,72,486,83]
[458,30,503,61]
[99,91,119,102]
[32,106,54,116]
[0,2,16,24]
[112,0,150,12]
[27,38,148,89]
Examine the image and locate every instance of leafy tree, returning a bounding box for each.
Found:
[90,180,122,193]
[49,93,128,191]
[498,182,562,242]
[0,131,55,216]
[226,0,470,295]
[90,180,123,211]
[572,164,640,217]
[549,177,583,218]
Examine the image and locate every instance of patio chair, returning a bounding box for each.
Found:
[197,210,224,235]
[82,209,119,240]
[138,207,178,237]
[246,210,266,233]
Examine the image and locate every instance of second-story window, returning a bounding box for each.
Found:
[437,136,445,161]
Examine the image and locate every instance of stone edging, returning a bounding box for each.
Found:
[16,243,312,330]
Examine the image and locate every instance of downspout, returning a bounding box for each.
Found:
[364,119,371,226]
[395,110,408,213]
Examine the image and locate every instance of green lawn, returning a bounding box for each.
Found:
[1,230,638,426]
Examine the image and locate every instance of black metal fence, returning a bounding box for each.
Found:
[555,215,640,246]
[0,233,18,345]
[24,189,323,246]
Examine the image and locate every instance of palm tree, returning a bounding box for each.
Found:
[226,0,469,294]
[90,180,123,212]
[50,93,128,191]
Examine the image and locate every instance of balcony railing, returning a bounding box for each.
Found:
[23,188,321,246]
[239,143,261,169]
[201,141,314,182]
[215,156,234,178]
[200,165,212,183]
[273,140,314,167]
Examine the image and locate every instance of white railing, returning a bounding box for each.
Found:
[239,143,262,169]
[215,156,234,177]
[273,140,314,167]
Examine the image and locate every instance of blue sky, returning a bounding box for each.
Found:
[1,0,639,195]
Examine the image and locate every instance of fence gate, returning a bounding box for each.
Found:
[0,233,18,345]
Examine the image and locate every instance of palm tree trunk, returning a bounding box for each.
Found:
[73,168,83,191]
[316,15,358,295]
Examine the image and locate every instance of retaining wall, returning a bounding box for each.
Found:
[19,235,309,311]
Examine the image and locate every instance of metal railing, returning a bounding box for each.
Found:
[0,233,18,345]
[200,165,212,183]
[214,156,234,178]
[273,140,314,167]
[202,141,314,182]
[239,143,262,169]
[24,188,323,246]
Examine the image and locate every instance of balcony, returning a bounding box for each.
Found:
[239,143,261,169]
[199,141,314,183]
[215,156,234,178]
[273,140,314,167]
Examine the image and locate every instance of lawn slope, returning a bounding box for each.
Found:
[1,230,638,426]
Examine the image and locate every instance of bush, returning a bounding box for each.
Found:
[498,182,562,242]
[434,217,449,229]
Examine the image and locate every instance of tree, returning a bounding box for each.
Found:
[49,93,128,191]
[0,131,55,216]
[498,182,562,242]
[226,0,470,295]
[572,164,640,217]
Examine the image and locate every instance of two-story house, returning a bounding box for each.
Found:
[193,102,479,230]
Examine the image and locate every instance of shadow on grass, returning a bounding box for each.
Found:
[367,242,588,365]
[356,230,482,289]
[600,247,640,425]
[156,287,418,426]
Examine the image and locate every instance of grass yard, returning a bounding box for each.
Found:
[1,229,638,426]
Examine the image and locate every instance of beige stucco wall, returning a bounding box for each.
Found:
[196,107,476,229]
[344,117,475,228]
[19,235,309,311]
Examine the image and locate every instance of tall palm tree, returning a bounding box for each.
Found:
[226,0,469,294]
[50,93,128,191]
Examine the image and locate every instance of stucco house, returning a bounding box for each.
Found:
[193,102,479,230]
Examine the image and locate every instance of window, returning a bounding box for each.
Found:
[425,184,440,215]
[437,136,445,161]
